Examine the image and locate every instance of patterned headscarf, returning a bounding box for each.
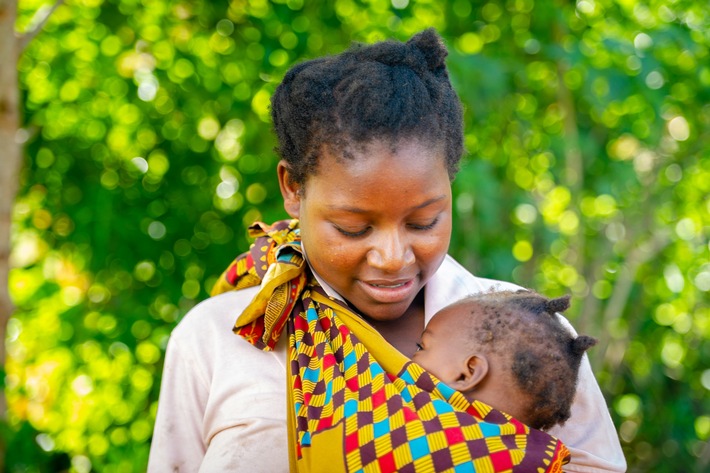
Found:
[212,220,570,472]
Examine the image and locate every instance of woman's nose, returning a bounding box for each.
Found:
[367,231,415,272]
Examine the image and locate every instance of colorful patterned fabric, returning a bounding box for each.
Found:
[212,220,571,473]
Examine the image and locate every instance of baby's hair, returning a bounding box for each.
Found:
[458,290,597,430]
[270,28,464,186]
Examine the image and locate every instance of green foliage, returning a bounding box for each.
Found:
[8,0,709,471]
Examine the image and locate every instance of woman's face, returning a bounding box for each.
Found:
[279,138,452,322]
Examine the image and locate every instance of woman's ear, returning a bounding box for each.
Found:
[451,354,489,395]
[277,160,301,218]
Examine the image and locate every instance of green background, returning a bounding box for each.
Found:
[5,0,709,471]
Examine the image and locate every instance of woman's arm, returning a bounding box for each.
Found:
[148,335,210,472]
[548,316,627,473]
[148,289,290,472]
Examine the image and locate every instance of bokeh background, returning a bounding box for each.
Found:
[1,0,708,471]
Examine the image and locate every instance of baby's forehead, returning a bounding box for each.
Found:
[441,297,489,317]
[433,296,522,328]
[429,299,486,327]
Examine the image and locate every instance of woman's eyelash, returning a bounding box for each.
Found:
[410,217,439,231]
[415,343,423,351]
[335,226,368,237]
[334,217,438,237]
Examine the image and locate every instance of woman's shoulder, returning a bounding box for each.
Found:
[164,285,287,389]
[436,255,522,292]
[424,256,523,319]
[169,286,261,347]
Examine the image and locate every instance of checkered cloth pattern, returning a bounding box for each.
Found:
[212,220,570,472]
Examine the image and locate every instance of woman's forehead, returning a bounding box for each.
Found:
[302,149,450,213]
[312,139,447,181]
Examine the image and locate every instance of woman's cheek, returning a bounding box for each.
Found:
[423,227,451,259]
[417,230,451,278]
[325,238,359,270]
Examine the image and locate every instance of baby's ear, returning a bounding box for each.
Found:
[451,354,489,394]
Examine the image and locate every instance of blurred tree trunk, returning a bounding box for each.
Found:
[1,0,61,465]
[0,0,20,467]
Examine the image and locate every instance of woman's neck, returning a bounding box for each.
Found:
[364,291,425,358]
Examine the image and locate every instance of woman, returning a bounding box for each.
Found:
[148,29,625,472]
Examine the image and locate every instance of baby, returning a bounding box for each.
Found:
[412,290,597,430]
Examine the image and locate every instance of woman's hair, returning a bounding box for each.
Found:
[270,28,464,186]
[458,290,597,431]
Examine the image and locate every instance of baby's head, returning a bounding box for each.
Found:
[412,290,597,430]
[270,28,464,187]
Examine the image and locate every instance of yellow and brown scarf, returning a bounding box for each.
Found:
[212,220,570,472]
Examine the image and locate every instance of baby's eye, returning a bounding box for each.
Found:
[415,343,423,352]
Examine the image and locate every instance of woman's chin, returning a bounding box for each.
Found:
[354,299,418,324]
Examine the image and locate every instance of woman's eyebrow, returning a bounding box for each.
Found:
[326,195,448,214]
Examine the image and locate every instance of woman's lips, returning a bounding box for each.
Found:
[357,277,417,304]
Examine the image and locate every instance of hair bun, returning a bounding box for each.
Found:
[571,335,598,356]
[546,295,571,314]
[407,28,448,72]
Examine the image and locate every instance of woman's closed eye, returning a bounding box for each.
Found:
[408,216,439,231]
[415,343,423,352]
[334,225,370,238]
[333,216,440,237]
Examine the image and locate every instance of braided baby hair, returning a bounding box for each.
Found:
[461,290,598,431]
[270,28,464,186]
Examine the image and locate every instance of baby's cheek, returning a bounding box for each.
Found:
[411,351,427,367]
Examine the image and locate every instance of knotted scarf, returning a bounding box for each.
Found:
[212,220,570,472]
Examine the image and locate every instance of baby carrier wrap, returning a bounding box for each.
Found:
[211,220,570,473]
